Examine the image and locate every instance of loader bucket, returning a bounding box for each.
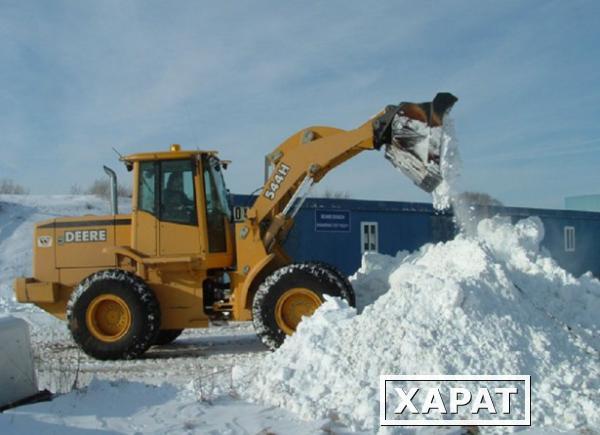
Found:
[374,92,458,193]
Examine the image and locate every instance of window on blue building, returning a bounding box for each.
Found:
[361,222,378,253]
[564,226,576,252]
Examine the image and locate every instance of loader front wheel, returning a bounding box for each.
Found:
[252,263,352,350]
[274,287,322,335]
[67,270,160,360]
[306,262,356,307]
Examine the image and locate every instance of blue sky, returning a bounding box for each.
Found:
[1,0,599,208]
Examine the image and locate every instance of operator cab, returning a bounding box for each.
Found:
[124,146,233,266]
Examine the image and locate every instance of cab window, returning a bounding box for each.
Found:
[160,159,197,225]
[203,155,230,252]
[138,161,157,214]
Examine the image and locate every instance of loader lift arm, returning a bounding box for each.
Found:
[230,92,457,320]
[249,92,458,249]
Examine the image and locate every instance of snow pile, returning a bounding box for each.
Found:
[349,250,408,311]
[0,195,116,312]
[235,216,600,431]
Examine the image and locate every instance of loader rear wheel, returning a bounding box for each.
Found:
[67,269,160,360]
[252,263,353,350]
[86,294,132,342]
[154,329,184,346]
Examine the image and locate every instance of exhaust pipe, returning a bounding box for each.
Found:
[103,165,119,215]
[373,92,458,193]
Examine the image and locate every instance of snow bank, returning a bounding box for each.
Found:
[235,216,600,431]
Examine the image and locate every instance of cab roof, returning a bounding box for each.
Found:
[123,145,218,162]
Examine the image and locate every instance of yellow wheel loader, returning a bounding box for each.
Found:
[14,93,457,359]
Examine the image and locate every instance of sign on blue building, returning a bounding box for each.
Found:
[315,209,351,232]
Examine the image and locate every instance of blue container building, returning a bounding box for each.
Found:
[233,195,600,278]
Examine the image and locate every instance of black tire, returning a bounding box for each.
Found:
[67,269,161,360]
[252,263,353,350]
[305,261,356,307]
[154,329,184,345]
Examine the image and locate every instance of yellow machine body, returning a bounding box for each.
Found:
[15,93,458,332]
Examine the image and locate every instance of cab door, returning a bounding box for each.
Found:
[199,155,234,268]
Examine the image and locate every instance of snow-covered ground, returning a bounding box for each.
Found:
[1,376,339,435]
[0,194,598,434]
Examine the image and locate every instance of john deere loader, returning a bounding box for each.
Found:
[15,93,457,359]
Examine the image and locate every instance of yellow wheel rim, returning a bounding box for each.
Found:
[275,288,322,335]
[85,294,132,342]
